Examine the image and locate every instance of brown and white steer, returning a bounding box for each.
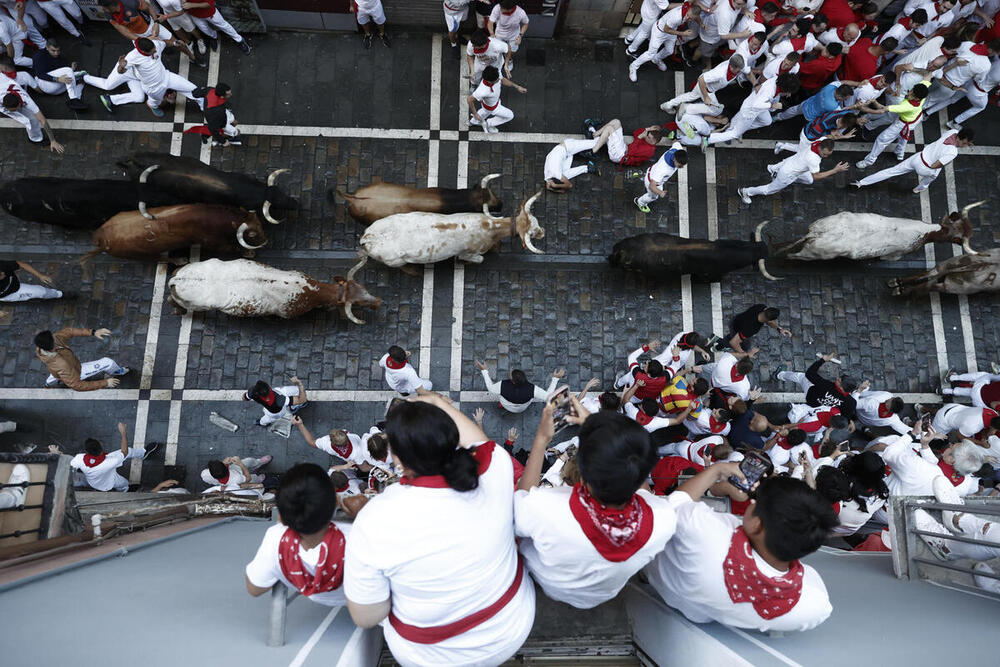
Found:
[767,201,984,261]
[168,258,382,324]
[337,173,503,225]
[83,204,268,262]
[889,248,1000,296]
[355,191,544,269]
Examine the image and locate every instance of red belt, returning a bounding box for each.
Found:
[388,554,524,644]
[920,153,933,169]
[481,100,499,110]
[444,2,462,10]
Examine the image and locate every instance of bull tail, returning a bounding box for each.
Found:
[771,237,807,260]
[332,189,360,204]
[78,248,103,280]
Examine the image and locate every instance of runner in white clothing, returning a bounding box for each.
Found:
[634,141,688,213]
[739,138,847,203]
[444,0,471,51]
[629,3,699,82]
[921,40,997,115]
[707,73,800,146]
[488,0,529,71]
[852,127,973,192]
[353,0,390,49]
[1,81,64,152]
[543,137,600,192]
[660,55,747,116]
[854,391,909,435]
[59,422,154,492]
[0,12,36,66]
[105,37,198,116]
[515,406,678,609]
[932,402,1000,439]
[466,29,510,86]
[379,346,432,395]
[243,377,309,427]
[942,371,1000,407]
[467,64,525,134]
[36,0,87,40]
[625,0,672,56]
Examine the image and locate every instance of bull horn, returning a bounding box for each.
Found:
[236,222,266,250]
[961,200,986,218]
[138,201,155,220]
[758,259,781,281]
[343,302,365,325]
[524,190,541,215]
[138,165,159,184]
[962,239,981,256]
[479,173,501,189]
[522,233,544,255]
[754,220,769,242]
[262,200,280,225]
[267,168,290,186]
[347,254,368,281]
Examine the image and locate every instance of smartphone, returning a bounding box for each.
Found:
[729,450,774,494]
[547,386,576,433]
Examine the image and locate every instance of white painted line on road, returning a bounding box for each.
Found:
[676,71,694,333]
[451,262,466,393]
[419,264,435,379]
[430,33,442,132]
[138,261,169,389]
[129,401,150,485]
[704,146,724,337]
[288,606,343,667]
[419,36,444,382]
[456,390,944,404]
[181,389,401,402]
[920,190,951,381]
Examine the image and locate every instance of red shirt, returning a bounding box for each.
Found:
[798,54,843,90]
[187,0,216,19]
[821,0,856,27]
[976,10,1000,42]
[839,38,879,82]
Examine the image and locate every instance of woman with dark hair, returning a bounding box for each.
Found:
[344,393,534,667]
[514,402,678,609]
[831,450,889,537]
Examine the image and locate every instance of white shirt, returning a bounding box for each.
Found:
[644,491,833,632]
[854,391,909,434]
[543,143,567,181]
[245,522,353,606]
[931,402,994,437]
[657,4,689,34]
[762,56,800,80]
[700,0,741,43]
[654,330,696,376]
[379,353,427,394]
[780,144,823,177]
[344,443,535,667]
[920,129,961,166]
[701,59,743,93]
[711,352,752,399]
[123,39,168,90]
[316,431,367,465]
[850,79,883,107]
[647,141,684,185]
[466,37,509,69]
[771,32,818,58]
[685,410,731,436]
[472,78,502,110]
[199,463,249,490]
[740,76,778,114]
[944,42,991,87]
[639,0,672,21]
[881,434,950,496]
[360,426,394,473]
[830,496,885,536]
[674,436,725,466]
[354,0,382,10]
[488,4,529,42]
[514,486,677,609]
[70,451,129,492]
[736,39,770,69]
[818,27,859,48]
[0,80,39,119]
[624,402,676,432]
[899,36,945,69]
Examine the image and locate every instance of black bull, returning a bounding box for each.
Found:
[0,178,182,230]
[118,153,297,223]
[609,233,776,282]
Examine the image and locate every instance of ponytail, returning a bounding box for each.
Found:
[442,448,480,492]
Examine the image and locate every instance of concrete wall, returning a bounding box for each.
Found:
[562,0,634,38]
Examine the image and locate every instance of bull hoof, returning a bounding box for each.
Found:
[886,278,899,288]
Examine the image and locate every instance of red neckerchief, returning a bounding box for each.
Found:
[944,133,959,145]
[206,89,227,109]
[869,75,883,88]
[983,408,998,427]
[898,16,912,30]
[832,501,841,514]
[730,365,745,383]
[384,356,406,370]
[112,1,126,23]
[329,437,353,460]
[836,27,849,40]
[473,40,489,54]
[877,402,893,418]
[790,35,807,50]
[568,482,654,562]
[84,453,107,467]
[333,478,349,493]
[502,7,516,14]
[724,528,805,619]
[635,410,655,426]
[216,472,230,485]
[933,1,944,15]
[709,415,727,433]
[726,66,739,80]
[278,523,346,596]
[937,460,965,486]
[811,140,824,155]
[2,71,15,80]
[971,44,990,56]
[399,441,495,487]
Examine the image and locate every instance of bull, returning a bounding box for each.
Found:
[82,205,268,262]
[168,258,382,324]
[766,201,984,261]
[609,223,778,282]
[0,178,182,230]
[888,249,1000,296]
[354,191,544,269]
[117,153,296,223]
[335,173,503,225]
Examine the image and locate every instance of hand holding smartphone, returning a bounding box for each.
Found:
[728,450,774,494]
[547,386,577,433]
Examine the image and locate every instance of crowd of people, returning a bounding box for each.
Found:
[3,0,1000,665]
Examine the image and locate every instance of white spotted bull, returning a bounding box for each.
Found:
[336,173,503,225]
[354,191,544,270]
[888,248,1000,296]
[167,258,382,324]
[766,201,984,261]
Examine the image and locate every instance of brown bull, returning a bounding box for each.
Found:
[336,173,503,224]
[888,248,1000,296]
[82,204,268,262]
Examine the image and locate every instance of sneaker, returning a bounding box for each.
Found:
[380,32,391,47]
[196,39,206,55]
[634,196,650,213]
[363,34,373,49]
[115,366,132,376]
[738,187,751,204]
[73,70,88,82]
[946,120,962,131]
[624,34,633,44]
[680,122,695,140]
[771,364,786,382]
[628,67,638,82]
[6,465,29,506]
[238,39,251,54]
[665,130,676,140]
[147,103,165,118]
[142,442,162,460]
[207,36,219,51]
[767,163,778,176]
[991,362,1000,374]
[485,124,499,134]
[851,181,863,188]
[700,135,709,152]
[912,508,953,561]
[587,161,600,175]
[895,151,905,161]
[583,118,596,137]
[99,94,114,114]
[469,115,482,126]
[659,102,675,114]
[655,60,667,71]
[856,158,872,169]
[774,143,782,155]
[626,48,638,59]
[913,185,928,193]
[942,368,956,386]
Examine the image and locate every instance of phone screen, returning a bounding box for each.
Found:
[729,451,774,494]
[548,386,575,432]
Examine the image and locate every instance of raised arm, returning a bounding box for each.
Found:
[291,416,317,447]
[411,393,489,447]
[517,405,555,491]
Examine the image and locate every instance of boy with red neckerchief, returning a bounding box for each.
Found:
[245,463,351,606]
[645,466,836,631]
[379,345,432,395]
[57,422,157,491]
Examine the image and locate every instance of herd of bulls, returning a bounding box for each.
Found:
[0,154,995,326]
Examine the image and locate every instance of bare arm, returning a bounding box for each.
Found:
[676,461,745,499]
[245,574,271,597]
[118,422,129,456]
[291,416,317,447]
[35,112,64,154]
[15,261,53,285]
[347,598,392,629]
[812,161,850,181]
[517,405,555,491]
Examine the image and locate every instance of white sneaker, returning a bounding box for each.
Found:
[738,188,752,204]
[5,464,29,506]
[468,115,482,126]
[628,68,638,83]
[895,151,905,161]
[655,60,667,71]
[856,159,872,169]
[773,144,782,155]
[912,508,954,561]
[913,185,929,193]
[973,562,1000,593]
[659,102,675,113]
[196,40,206,55]
[767,163,778,176]
[946,120,962,131]
[485,124,499,134]
[851,181,863,188]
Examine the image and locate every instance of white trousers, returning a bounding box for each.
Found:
[708,108,771,145]
[22,0,49,27]
[45,357,126,386]
[922,80,963,115]
[0,282,61,302]
[474,102,514,128]
[192,9,243,43]
[663,89,722,116]
[38,0,82,36]
[0,488,20,509]
[945,372,994,406]
[84,68,145,106]
[626,16,656,53]
[258,385,304,426]
[855,153,940,190]
[4,108,43,142]
[675,112,712,147]
[559,137,596,180]
[775,128,814,153]
[744,161,814,197]
[777,370,813,394]
[145,71,198,108]
[862,117,908,163]
[36,66,83,99]
[632,30,677,73]
[952,84,991,125]
[6,28,33,66]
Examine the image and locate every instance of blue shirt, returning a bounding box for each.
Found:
[801,83,841,122]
